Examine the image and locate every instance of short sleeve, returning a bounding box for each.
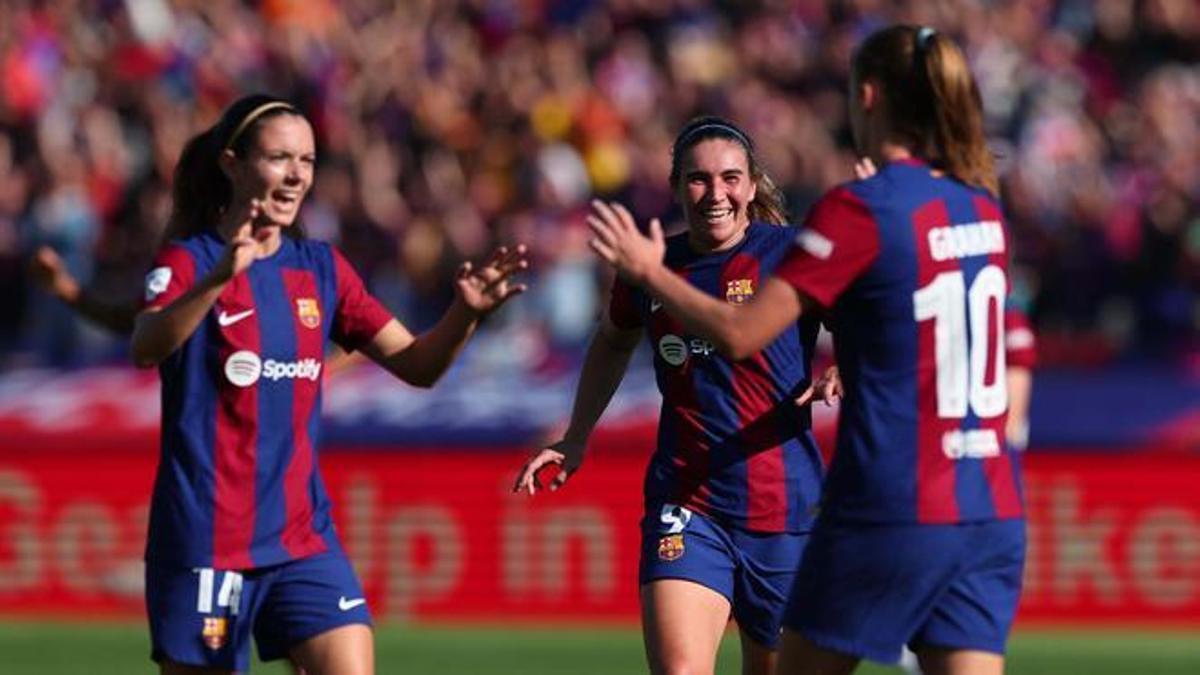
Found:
[1005,305,1037,369]
[331,248,394,351]
[608,276,642,330]
[774,186,880,309]
[142,244,196,311]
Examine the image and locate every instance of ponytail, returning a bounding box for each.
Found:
[855,26,997,196]
[167,94,303,240]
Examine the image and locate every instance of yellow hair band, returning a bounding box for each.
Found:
[223,102,296,151]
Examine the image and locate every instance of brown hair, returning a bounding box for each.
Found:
[669,116,789,225]
[853,26,998,196]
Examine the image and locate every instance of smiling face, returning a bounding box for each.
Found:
[223,113,316,228]
[675,137,756,252]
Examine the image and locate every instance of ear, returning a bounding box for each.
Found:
[860,80,877,112]
[217,148,239,180]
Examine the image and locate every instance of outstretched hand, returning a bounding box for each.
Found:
[795,365,843,407]
[455,244,529,316]
[29,246,79,302]
[512,439,585,495]
[587,200,665,285]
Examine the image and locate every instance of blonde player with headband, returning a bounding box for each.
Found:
[134,94,528,675]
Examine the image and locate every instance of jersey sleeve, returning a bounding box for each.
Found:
[608,276,643,330]
[142,244,196,311]
[1005,305,1037,369]
[774,186,880,309]
[331,247,394,351]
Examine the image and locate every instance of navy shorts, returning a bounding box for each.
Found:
[784,518,1025,663]
[639,503,809,648]
[146,550,372,671]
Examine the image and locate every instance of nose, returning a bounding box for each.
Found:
[284,159,306,185]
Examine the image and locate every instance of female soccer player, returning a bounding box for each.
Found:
[513,116,830,675]
[131,94,526,675]
[588,26,1024,675]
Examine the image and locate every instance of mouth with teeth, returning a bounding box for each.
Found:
[263,190,304,221]
[700,205,736,224]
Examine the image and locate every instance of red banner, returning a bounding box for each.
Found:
[2,443,1199,625]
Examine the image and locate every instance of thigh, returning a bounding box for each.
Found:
[639,504,737,675]
[776,628,859,675]
[289,624,374,675]
[913,519,1025,656]
[783,521,966,664]
[916,646,1005,675]
[641,579,731,675]
[146,562,260,674]
[729,529,807,651]
[253,551,373,666]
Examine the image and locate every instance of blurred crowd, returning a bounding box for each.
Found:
[0,0,1197,372]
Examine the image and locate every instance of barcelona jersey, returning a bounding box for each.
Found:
[776,159,1021,525]
[141,232,392,569]
[610,222,825,534]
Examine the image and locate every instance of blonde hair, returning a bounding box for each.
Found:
[854,26,998,196]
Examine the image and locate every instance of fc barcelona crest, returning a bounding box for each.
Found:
[657,534,685,561]
[202,617,228,650]
[296,298,321,329]
[725,279,754,305]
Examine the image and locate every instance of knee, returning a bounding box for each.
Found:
[651,657,714,675]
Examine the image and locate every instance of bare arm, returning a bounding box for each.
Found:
[30,247,138,335]
[130,220,261,367]
[359,245,527,389]
[356,303,478,389]
[588,200,812,360]
[1006,367,1033,449]
[513,312,642,494]
[131,273,231,367]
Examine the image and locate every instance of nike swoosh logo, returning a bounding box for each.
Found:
[650,299,663,313]
[338,596,366,611]
[217,309,255,327]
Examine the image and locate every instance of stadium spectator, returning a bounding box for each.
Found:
[587,24,1026,675]
[514,116,829,675]
[0,1,1194,371]
[131,94,526,675]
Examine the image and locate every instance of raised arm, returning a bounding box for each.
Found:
[131,222,261,367]
[513,311,642,494]
[587,200,810,360]
[30,246,138,335]
[359,245,527,388]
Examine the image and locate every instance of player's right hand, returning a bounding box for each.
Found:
[213,199,265,282]
[512,439,585,495]
[29,246,79,302]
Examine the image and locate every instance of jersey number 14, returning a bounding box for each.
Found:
[914,264,1007,419]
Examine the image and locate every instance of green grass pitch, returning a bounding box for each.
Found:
[1,621,1196,674]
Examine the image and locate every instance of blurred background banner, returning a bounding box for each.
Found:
[3,439,1200,626]
[0,0,1198,664]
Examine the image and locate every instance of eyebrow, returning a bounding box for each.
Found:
[686,167,745,178]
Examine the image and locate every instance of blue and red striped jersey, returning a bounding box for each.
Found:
[610,222,825,534]
[141,232,392,569]
[776,159,1021,525]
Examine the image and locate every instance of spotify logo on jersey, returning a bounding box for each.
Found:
[224,350,263,387]
[658,335,688,366]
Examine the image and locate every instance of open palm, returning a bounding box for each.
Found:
[455,244,529,315]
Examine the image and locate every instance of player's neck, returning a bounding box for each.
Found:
[877,142,913,164]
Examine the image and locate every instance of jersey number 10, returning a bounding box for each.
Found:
[913,264,1007,420]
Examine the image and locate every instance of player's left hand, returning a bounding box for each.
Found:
[587,199,665,285]
[795,365,843,407]
[454,244,529,316]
